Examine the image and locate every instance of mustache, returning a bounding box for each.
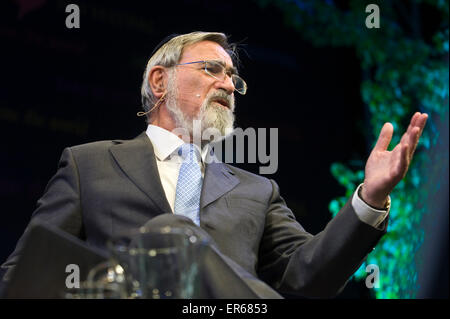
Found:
[205,91,234,110]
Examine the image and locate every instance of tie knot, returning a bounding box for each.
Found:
[178,144,200,162]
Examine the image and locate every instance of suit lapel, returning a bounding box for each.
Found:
[109,132,239,212]
[109,132,172,215]
[201,157,240,209]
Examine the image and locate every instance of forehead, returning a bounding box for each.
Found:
[179,40,233,67]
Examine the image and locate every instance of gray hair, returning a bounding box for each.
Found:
[140,31,238,121]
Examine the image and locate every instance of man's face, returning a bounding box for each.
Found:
[165,40,236,139]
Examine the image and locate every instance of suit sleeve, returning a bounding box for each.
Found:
[257,179,386,298]
[0,147,84,283]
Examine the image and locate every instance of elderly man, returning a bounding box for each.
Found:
[0,32,427,298]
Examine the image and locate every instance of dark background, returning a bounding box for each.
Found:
[0,0,397,298]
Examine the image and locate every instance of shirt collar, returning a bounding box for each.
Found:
[146,125,210,163]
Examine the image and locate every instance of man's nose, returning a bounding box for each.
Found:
[215,74,235,95]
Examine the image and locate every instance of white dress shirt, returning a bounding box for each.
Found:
[146,125,208,213]
[146,125,390,229]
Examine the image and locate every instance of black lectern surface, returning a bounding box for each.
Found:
[2,223,108,299]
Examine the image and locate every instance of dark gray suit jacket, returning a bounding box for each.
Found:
[1,132,386,298]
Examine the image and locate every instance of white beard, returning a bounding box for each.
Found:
[165,72,235,143]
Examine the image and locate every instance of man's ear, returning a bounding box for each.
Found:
[148,66,168,98]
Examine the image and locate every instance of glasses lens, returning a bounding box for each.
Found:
[205,61,247,95]
[205,61,224,78]
[232,75,247,95]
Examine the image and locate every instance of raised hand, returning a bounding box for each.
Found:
[361,112,428,208]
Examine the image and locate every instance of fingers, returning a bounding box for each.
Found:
[399,143,410,179]
[416,113,428,130]
[374,122,394,151]
[409,113,428,159]
[402,112,422,142]
[408,127,420,157]
[399,112,428,161]
[410,112,428,133]
[375,112,427,158]
[392,143,410,182]
[402,112,419,143]
[410,112,422,128]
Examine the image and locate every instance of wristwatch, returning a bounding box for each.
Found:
[358,185,391,211]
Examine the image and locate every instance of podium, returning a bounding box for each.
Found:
[1,219,282,299]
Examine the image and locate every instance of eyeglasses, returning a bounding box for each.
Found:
[174,60,247,95]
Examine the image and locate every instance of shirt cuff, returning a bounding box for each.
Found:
[351,183,390,229]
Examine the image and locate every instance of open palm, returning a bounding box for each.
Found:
[361,112,428,208]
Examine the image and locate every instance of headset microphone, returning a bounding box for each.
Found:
[137,91,167,117]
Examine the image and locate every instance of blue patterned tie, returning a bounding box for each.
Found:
[174,144,202,226]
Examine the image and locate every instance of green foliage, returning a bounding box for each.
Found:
[254,0,449,298]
